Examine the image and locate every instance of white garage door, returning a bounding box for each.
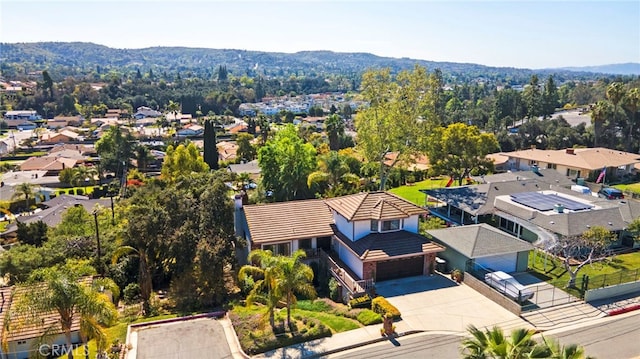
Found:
[476,253,517,273]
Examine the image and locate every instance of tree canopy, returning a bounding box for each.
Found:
[426,123,499,185]
[258,124,316,201]
[161,142,209,181]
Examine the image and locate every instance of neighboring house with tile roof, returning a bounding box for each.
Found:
[0,278,97,359]
[422,172,640,250]
[239,192,444,287]
[426,224,533,273]
[501,147,640,182]
[40,130,81,144]
[19,156,79,176]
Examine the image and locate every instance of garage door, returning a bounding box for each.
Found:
[376,256,424,282]
[476,253,517,273]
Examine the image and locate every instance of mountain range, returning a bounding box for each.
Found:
[1,42,638,82]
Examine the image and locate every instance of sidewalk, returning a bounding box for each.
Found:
[251,289,640,359]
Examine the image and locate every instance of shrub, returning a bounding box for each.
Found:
[348,294,372,309]
[328,277,341,302]
[356,309,382,325]
[371,296,401,320]
[122,283,141,304]
[76,188,84,195]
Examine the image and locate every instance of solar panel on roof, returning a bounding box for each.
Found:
[510,192,593,212]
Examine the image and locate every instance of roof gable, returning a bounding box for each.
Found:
[325,192,426,221]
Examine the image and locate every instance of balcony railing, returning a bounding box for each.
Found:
[318,249,374,295]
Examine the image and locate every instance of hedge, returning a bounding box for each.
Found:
[348,294,372,309]
[371,296,401,320]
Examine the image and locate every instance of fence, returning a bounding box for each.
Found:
[584,268,640,290]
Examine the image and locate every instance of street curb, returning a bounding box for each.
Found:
[301,330,425,359]
[607,304,640,316]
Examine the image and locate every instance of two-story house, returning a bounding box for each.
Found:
[239,192,445,294]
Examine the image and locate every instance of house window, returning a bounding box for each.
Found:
[370,220,379,232]
[298,238,312,250]
[547,163,557,170]
[263,242,291,256]
[381,219,401,231]
[567,169,581,178]
[529,160,537,165]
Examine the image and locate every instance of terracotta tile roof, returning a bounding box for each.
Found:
[333,227,444,261]
[19,156,78,171]
[0,278,94,342]
[502,147,640,170]
[325,192,427,221]
[243,199,334,243]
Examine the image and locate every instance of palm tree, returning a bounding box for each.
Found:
[590,100,612,147]
[72,166,99,193]
[278,250,316,328]
[167,100,180,124]
[325,114,345,151]
[4,264,117,359]
[308,151,360,197]
[461,325,589,359]
[623,88,640,152]
[238,250,281,328]
[11,182,35,212]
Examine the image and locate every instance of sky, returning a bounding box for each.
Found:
[1,0,639,69]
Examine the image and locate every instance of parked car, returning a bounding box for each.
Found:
[484,271,534,303]
[598,187,624,200]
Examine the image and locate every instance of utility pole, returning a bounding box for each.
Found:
[93,210,103,276]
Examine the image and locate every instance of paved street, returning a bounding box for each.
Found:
[330,311,640,359]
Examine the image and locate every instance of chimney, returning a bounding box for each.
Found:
[566,148,575,155]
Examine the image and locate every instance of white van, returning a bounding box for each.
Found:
[484,271,534,303]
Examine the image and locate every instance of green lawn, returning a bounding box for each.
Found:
[528,250,640,295]
[388,178,451,206]
[614,182,640,195]
[54,186,97,196]
[293,309,361,333]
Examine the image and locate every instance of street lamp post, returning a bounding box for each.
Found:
[93,210,103,276]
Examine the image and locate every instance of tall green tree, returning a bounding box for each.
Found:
[356,66,438,190]
[42,70,54,99]
[325,114,345,151]
[307,151,360,197]
[236,132,257,162]
[203,119,219,170]
[12,182,35,211]
[523,75,542,120]
[161,142,209,181]
[590,100,613,147]
[542,76,559,118]
[167,100,180,122]
[16,220,48,247]
[258,124,316,201]
[95,126,135,178]
[622,87,640,152]
[4,262,118,359]
[426,123,499,186]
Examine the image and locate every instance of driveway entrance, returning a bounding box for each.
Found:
[375,274,530,332]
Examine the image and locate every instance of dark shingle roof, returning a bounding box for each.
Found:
[426,224,533,258]
[334,226,444,261]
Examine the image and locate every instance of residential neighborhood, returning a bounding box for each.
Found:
[0,7,640,357]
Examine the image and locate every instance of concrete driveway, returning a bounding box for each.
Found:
[126,316,243,359]
[375,274,531,333]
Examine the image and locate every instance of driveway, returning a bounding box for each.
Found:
[375,274,531,332]
[126,316,241,359]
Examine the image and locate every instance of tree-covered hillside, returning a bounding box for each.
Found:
[0,42,613,84]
